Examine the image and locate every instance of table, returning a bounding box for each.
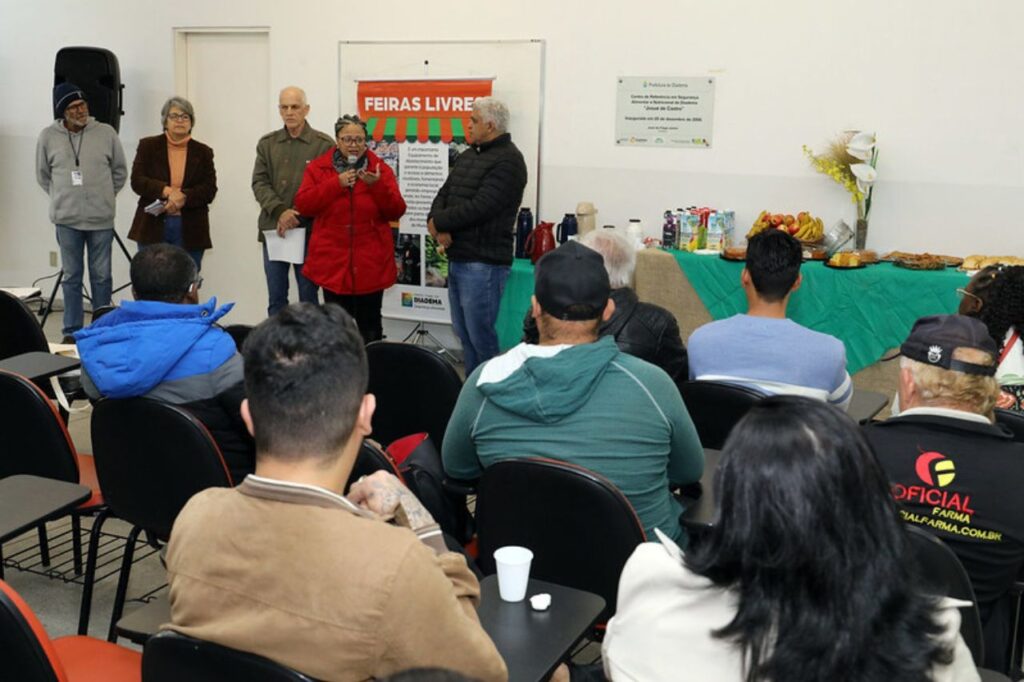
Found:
[680,449,720,534]
[0,351,80,383]
[116,576,606,682]
[496,254,968,374]
[478,575,605,682]
[0,475,90,578]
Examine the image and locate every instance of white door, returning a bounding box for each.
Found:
[176,30,269,324]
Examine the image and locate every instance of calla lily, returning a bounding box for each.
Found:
[850,162,877,192]
[846,131,876,160]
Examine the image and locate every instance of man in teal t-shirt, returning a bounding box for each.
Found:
[442,241,704,544]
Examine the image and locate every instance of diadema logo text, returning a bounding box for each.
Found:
[401,293,445,310]
[915,451,956,487]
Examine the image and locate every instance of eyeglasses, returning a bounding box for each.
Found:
[338,136,366,145]
[167,113,192,121]
[65,101,88,112]
[190,276,203,291]
[956,288,983,307]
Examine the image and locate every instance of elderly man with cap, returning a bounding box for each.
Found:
[442,241,704,545]
[863,314,1024,668]
[36,82,127,342]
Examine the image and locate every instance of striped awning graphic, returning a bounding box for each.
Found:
[366,116,470,144]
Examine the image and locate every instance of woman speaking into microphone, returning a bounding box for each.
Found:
[295,114,406,342]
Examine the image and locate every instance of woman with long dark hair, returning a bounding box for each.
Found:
[603,396,978,682]
[959,265,1024,412]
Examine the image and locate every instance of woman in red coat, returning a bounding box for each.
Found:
[295,115,406,342]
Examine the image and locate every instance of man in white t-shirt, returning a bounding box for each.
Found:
[687,229,852,410]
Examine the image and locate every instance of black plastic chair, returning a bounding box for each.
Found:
[223,324,254,352]
[475,457,646,621]
[905,525,990,667]
[142,630,315,682]
[344,440,403,494]
[995,408,1024,443]
[81,398,233,641]
[0,370,102,579]
[365,341,463,449]
[679,380,765,449]
[0,289,49,361]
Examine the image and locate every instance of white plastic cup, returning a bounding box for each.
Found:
[494,546,534,602]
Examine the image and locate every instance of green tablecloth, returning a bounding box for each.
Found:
[496,253,969,374]
[496,259,536,351]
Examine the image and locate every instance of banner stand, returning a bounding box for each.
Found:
[400,320,461,366]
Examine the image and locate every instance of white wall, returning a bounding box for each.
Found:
[3,0,1022,314]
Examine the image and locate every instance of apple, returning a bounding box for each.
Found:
[787,224,800,235]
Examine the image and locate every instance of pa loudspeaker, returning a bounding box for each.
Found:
[54,46,124,132]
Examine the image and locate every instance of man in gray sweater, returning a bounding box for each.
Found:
[36,82,127,341]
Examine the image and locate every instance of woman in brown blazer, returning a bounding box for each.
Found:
[128,96,217,269]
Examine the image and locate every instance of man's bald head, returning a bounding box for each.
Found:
[278,86,310,134]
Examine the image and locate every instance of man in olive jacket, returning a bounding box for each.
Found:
[428,97,527,373]
[252,86,334,316]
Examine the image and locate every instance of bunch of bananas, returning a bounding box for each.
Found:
[748,211,824,242]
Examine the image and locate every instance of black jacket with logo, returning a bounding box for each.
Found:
[429,133,527,265]
[862,413,1024,624]
[522,288,688,385]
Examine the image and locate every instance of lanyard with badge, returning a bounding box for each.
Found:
[67,129,84,186]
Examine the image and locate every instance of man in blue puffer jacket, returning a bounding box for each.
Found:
[75,244,255,481]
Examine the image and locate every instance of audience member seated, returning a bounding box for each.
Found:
[75,244,254,480]
[863,314,1024,667]
[958,264,1024,412]
[521,229,688,384]
[604,396,979,682]
[164,303,507,682]
[443,240,704,545]
[687,229,852,410]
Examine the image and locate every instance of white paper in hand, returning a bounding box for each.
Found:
[264,228,307,264]
[144,199,166,216]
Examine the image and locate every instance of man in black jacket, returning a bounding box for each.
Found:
[428,97,527,373]
[522,229,688,384]
[862,314,1024,668]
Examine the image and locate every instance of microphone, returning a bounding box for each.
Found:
[347,155,358,190]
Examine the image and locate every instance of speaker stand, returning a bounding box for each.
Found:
[402,321,460,366]
[39,228,134,328]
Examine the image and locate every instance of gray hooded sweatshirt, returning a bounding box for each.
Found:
[36,117,127,230]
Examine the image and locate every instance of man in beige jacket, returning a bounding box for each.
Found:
[164,302,507,682]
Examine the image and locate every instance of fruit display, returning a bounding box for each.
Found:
[748,211,825,242]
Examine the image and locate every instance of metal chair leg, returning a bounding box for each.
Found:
[37,524,51,567]
[107,525,142,642]
[71,514,83,575]
[77,509,110,635]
